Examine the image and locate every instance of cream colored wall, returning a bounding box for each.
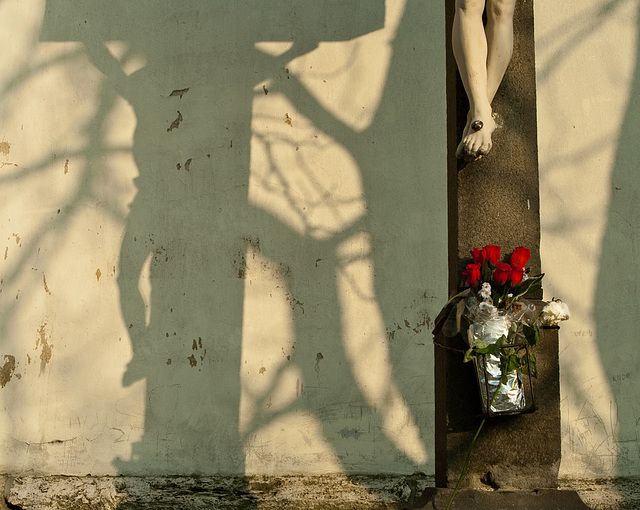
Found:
[0,0,447,476]
[536,0,640,478]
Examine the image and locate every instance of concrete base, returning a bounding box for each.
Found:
[4,475,638,509]
[2,474,431,510]
[411,488,590,510]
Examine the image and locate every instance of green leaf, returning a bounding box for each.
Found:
[481,262,492,283]
[506,354,521,373]
[463,348,476,363]
[473,335,506,355]
[510,273,545,302]
[474,344,496,355]
[523,322,540,347]
[520,353,538,378]
[472,337,492,350]
[503,346,516,357]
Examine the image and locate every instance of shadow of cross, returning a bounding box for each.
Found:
[39,0,415,488]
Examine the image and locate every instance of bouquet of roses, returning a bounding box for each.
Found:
[462,245,569,323]
[438,245,570,510]
[438,244,569,389]
[463,245,540,310]
[461,245,543,381]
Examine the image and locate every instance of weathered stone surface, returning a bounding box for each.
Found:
[435,318,561,490]
[438,0,566,498]
[4,475,640,509]
[5,474,431,510]
[411,488,590,509]
[560,478,640,510]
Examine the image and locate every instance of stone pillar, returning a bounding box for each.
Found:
[426,1,589,507]
[435,315,561,490]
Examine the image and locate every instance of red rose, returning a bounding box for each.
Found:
[482,245,501,266]
[510,246,530,270]
[493,262,512,285]
[462,263,482,287]
[470,248,483,265]
[510,268,525,285]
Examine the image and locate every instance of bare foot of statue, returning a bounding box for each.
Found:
[456,112,496,161]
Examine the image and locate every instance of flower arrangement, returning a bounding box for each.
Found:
[460,244,569,391]
[462,245,570,326]
[440,244,570,510]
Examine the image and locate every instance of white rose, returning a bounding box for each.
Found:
[540,299,570,326]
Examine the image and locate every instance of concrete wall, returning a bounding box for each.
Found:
[3,0,637,491]
[0,0,447,479]
[536,0,640,479]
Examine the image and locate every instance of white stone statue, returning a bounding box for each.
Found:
[452,0,516,161]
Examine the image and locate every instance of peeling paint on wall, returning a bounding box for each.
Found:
[43,274,52,295]
[36,324,53,375]
[0,141,10,156]
[169,87,189,98]
[0,355,16,388]
[167,111,183,132]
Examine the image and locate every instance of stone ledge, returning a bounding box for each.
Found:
[560,478,640,510]
[2,476,639,509]
[410,488,590,510]
[1,474,432,510]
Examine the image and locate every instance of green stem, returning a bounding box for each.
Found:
[445,380,502,510]
[445,418,486,510]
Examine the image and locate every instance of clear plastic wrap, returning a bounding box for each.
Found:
[467,316,527,414]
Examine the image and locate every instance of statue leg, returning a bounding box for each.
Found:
[485,0,516,103]
[453,0,496,161]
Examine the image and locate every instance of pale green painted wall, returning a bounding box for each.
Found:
[0,0,447,476]
[536,0,640,479]
[5,0,634,484]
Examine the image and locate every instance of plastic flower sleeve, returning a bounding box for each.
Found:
[468,316,528,414]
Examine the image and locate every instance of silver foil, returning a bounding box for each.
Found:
[468,316,526,414]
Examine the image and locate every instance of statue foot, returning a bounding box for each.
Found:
[456,113,496,161]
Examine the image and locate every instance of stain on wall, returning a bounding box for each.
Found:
[0,141,10,156]
[0,355,16,387]
[36,324,53,375]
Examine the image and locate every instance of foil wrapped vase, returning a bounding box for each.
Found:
[468,316,528,416]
